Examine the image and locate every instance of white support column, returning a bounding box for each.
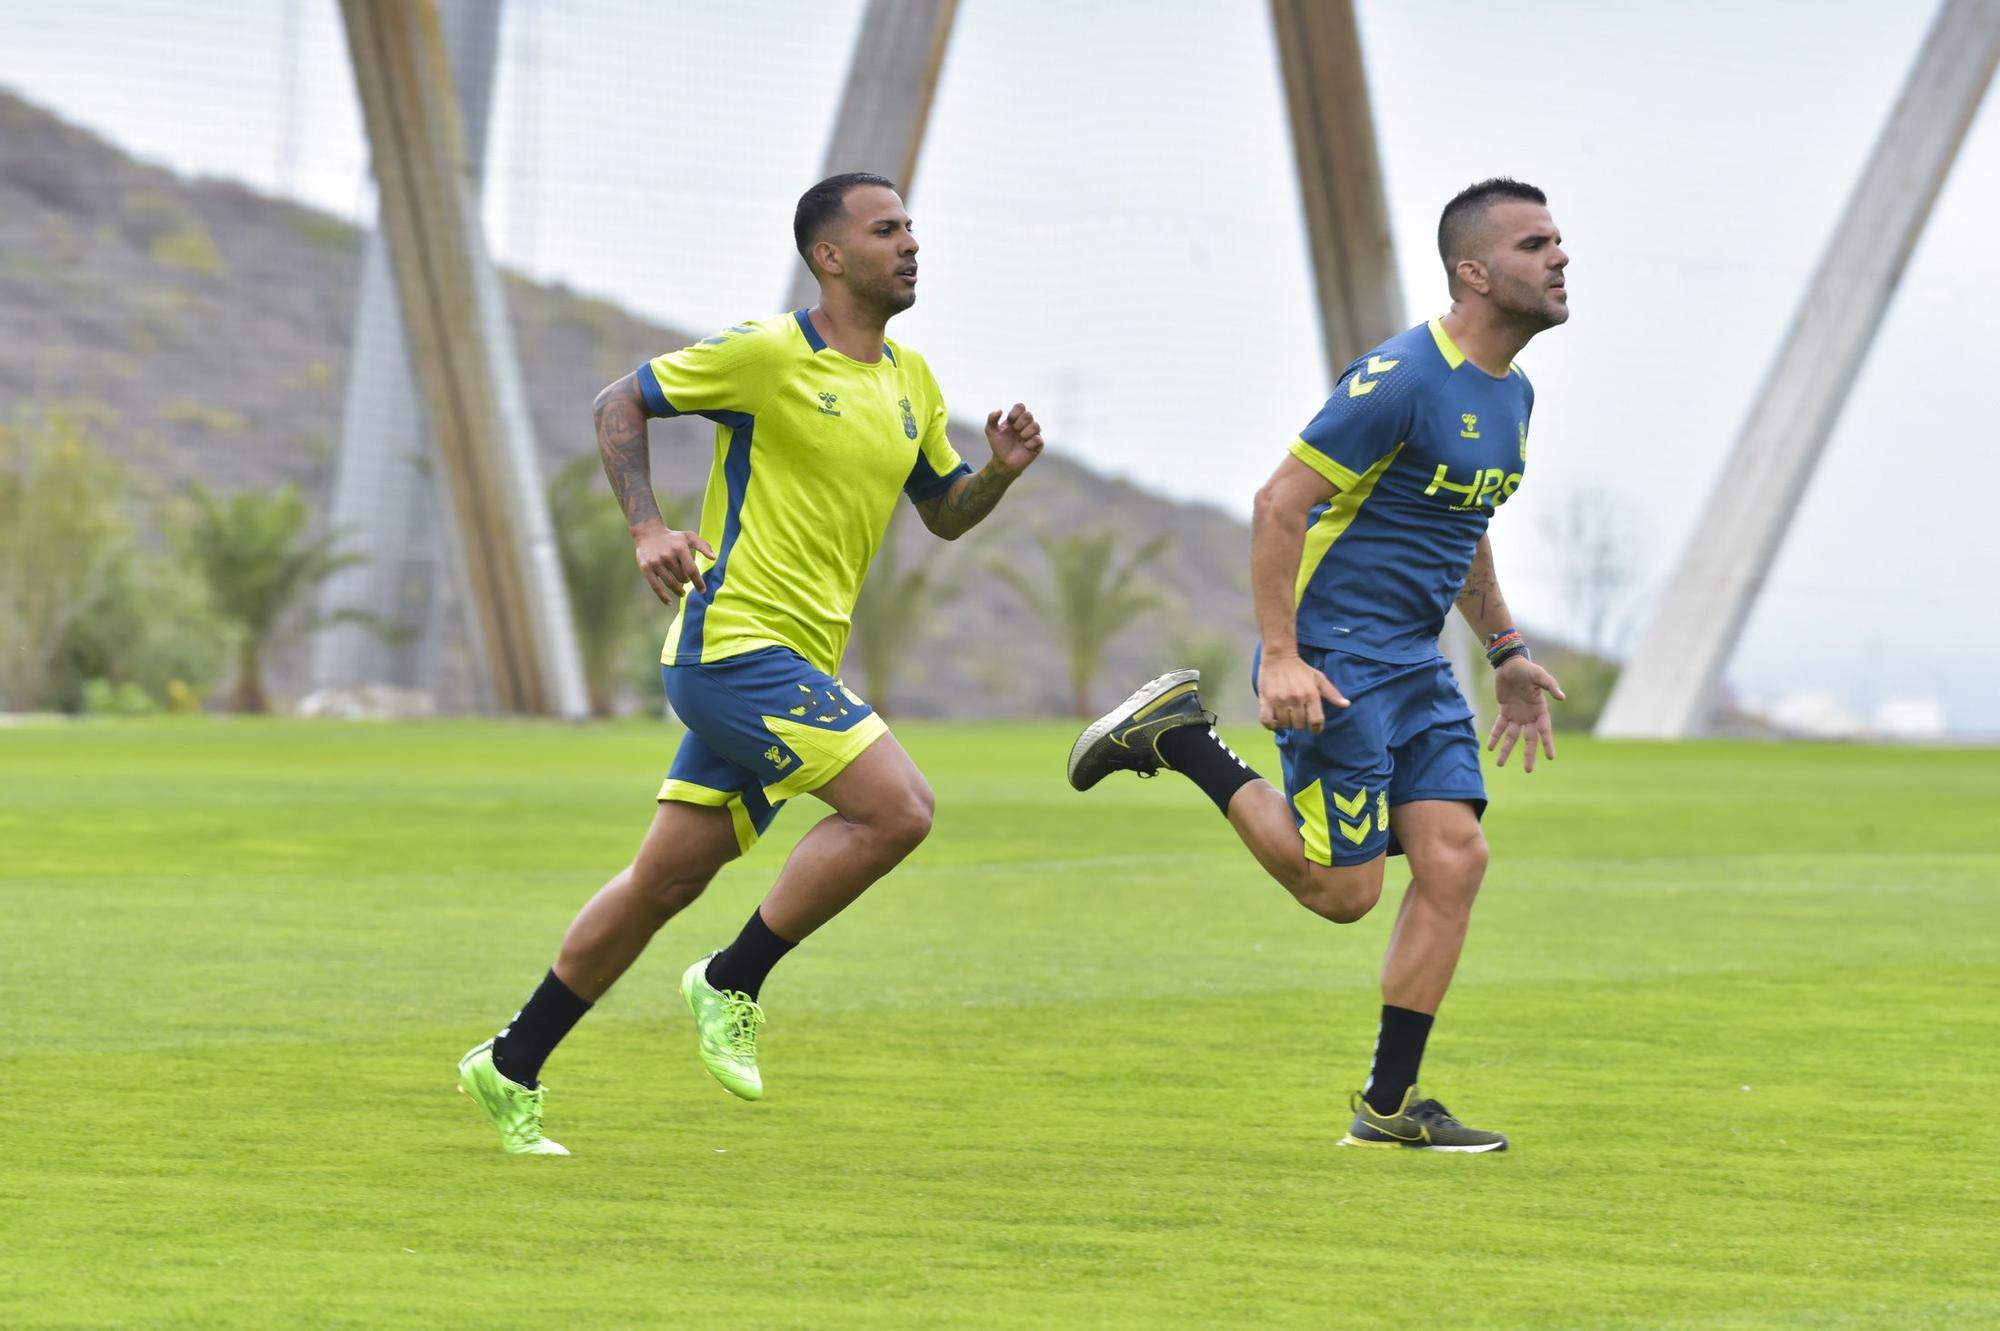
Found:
[783,0,958,313]
[1597,0,2000,738]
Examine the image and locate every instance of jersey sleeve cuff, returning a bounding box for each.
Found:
[1288,438,1362,490]
[637,362,680,418]
[904,458,970,504]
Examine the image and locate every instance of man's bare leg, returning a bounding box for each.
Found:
[700,732,933,1001]
[682,732,933,1099]
[1361,798,1488,1114]
[478,800,742,1093]
[1068,673,1385,921]
[1222,779,1387,923]
[759,732,934,937]
[1380,799,1488,1014]
[555,800,745,1001]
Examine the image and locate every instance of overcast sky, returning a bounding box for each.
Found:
[2,0,1994,732]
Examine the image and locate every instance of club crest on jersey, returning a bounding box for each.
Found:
[1459,413,1480,438]
[817,392,841,417]
[899,397,918,439]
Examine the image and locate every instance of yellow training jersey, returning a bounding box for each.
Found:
[637,309,969,675]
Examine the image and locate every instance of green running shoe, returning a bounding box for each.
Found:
[1067,668,1213,791]
[1340,1086,1508,1153]
[456,1039,569,1155]
[681,954,765,1100]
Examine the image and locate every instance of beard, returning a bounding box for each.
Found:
[855,267,918,317]
[1496,274,1567,330]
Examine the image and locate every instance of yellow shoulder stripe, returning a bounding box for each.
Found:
[1288,438,1362,491]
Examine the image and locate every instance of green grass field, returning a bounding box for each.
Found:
[3,719,1996,1328]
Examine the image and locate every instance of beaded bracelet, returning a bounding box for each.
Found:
[1485,630,1530,669]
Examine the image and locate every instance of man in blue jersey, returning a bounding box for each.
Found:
[1070,178,1569,1153]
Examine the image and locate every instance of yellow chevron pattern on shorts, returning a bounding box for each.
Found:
[1331,786,1373,845]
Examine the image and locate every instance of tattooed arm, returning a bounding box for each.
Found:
[1455,534,1566,771]
[1453,535,1513,642]
[915,461,1017,541]
[914,402,1045,541]
[593,372,711,606]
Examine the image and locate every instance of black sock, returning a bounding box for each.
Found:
[705,908,797,1001]
[490,969,591,1089]
[1363,1005,1435,1114]
[1157,722,1260,815]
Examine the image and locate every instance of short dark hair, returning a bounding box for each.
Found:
[1437,177,1547,282]
[794,172,899,271]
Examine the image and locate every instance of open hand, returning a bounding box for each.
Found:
[633,521,714,607]
[1487,657,1565,771]
[985,403,1045,477]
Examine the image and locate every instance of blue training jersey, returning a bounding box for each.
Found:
[1287,318,1534,664]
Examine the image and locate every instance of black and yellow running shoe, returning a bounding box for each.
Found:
[1340,1087,1509,1153]
[1066,669,1212,791]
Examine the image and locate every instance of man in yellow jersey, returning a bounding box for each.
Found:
[457,173,1044,1154]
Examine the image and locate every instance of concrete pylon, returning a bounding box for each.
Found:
[1269,0,1482,702]
[337,0,588,717]
[783,0,959,313]
[1597,0,2000,738]
[1269,0,1405,379]
[313,0,499,704]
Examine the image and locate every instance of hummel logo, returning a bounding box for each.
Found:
[763,745,793,771]
[817,391,841,417]
[1346,356,1400,398]
[1460,413,1480,438]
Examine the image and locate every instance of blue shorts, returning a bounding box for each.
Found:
[658,647,888,853]
[1252,645,1486,867]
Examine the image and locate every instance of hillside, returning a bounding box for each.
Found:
[0,88,1261,720]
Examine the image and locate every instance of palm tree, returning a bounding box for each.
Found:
[994,530,1169,716]
[1167,629,1246,716]
[548,455,690,717]
[174,484,369,713]
[848,513,962,714]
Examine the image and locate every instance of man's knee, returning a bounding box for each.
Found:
[631,861,720,916]
[629,823,741,916]
[1289,857,1384,924]
[1409,824,1489,906]
[875,778,935,853]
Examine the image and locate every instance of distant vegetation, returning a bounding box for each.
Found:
[0,406,228,713]
[995,530,1170,716]
[0,86,1264,719]
[547,454,688,717]
[173,482,376,714]
[849,514,966,716]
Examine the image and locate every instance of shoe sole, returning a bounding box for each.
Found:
[1066,668,1200,790]
[1338,1133,1507,1153]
